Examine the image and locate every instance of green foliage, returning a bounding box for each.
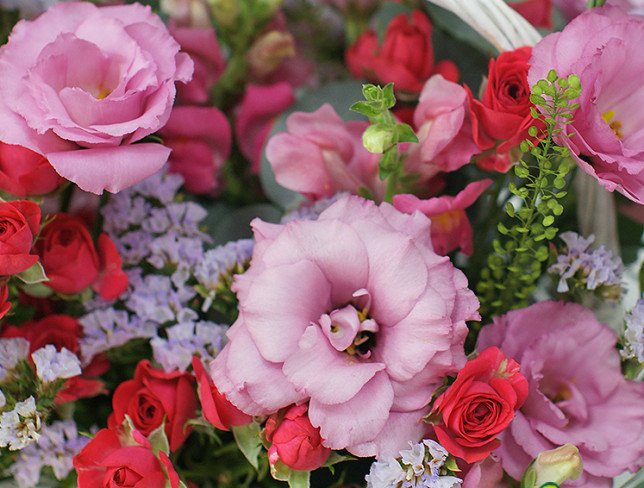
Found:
[477,71,581,320]
[351,83,418,201]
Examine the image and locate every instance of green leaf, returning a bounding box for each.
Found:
[19,282,53,299]
[382,83,396,108]
[15,261,48,284]
[542,215,555,227]
[350,101,381,118]
[395,123,418,143]
[232,422,263,471]
[288,470,310,488]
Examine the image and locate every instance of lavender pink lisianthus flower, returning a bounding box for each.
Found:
[211,196,480,458]
[529,6,644,204]
[477,301,644,487]
[0,1,193,194]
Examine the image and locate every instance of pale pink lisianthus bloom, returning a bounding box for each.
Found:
[170,26,226,105]
[158,106,231,195]
[529,6,644,204]
[477,301,644,487]
[393,179,492,256]
[266,105,385,200]
[405,75,480,184]
[235,82,295,174]
[211,196,480,458]
[0,2,193,195]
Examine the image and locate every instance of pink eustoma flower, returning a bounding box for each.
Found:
[266,105,384,200]
[0,2,193,195]
[478,301,644,487]
[211,196,480,458]
[529,6,644,204]
[159,106,231,195]
[405,75,480,183]
[393,179,492,256]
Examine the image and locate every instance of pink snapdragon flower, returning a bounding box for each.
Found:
[529,7,644,204]
[235,83,294,173]
[405,75,479,183]
[158,106,231,195]
[477,301,644,487]
[0,2,193,194]
[211,196,480,459]
[266,105,384,200]
[393,179,492,256]
[171,26,226,105]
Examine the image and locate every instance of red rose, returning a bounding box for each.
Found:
[265,403,331,471]
[37,214,127,299]
[0,200,40,277]
[0,142,63,197]
[467,47,535,171]
[431,346,528,464]
[0,315,108,403]
[346,10,458,94]
[0,285,10,320]
[74,428,180,488]
[192,357,251,430]
[109,360,197,452]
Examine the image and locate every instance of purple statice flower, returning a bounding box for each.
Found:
[366,440,461,488]
[9,420,89,487]
[151,321,228,372]
[126,273,197,325]
[622,296,644,363]
[194,239,254,311]
[31,346,81,384]
[0,338,30,381]
[79,308,156,365]
[0,389,5,408]
[0,397,41,451]
[281,192,350,223]
[548,231,624,294]
[101,169,209,270]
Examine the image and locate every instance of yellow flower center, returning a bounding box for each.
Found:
[602,110,623,139]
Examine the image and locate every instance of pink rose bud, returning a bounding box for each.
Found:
[265,404,331,471]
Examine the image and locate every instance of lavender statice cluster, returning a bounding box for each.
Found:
[281,192,349,223]
[0,338,29,381]
[79,170,253,367]
[622,296,644,363]
[366,440,462,488]
[8,420,89,487]
[548,232,624,295]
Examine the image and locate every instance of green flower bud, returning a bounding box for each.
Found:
[209,0,240,28]
[522,444,583,488]
[362,124,395,154]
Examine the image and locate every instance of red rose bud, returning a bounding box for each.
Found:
[265,404,331,472]
[108,360,197,452]
[192,356,251,430]
[73,428,180,488]
[346,10,458,94]
[431,346,528,464]
[0,200,41,277]
[0,142,63,197]
[37,215,127,299]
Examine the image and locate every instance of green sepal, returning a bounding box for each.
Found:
[148,423,170,456]
[15,261,48,284]
[232,422,263,471]
[288,469,310,488]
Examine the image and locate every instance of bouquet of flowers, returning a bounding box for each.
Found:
[0,0,642,487]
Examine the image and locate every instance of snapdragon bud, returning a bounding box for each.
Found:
[247,31,295,78]
[209,0,240,28]
[362,124,395,154]
[522,444,583,488]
